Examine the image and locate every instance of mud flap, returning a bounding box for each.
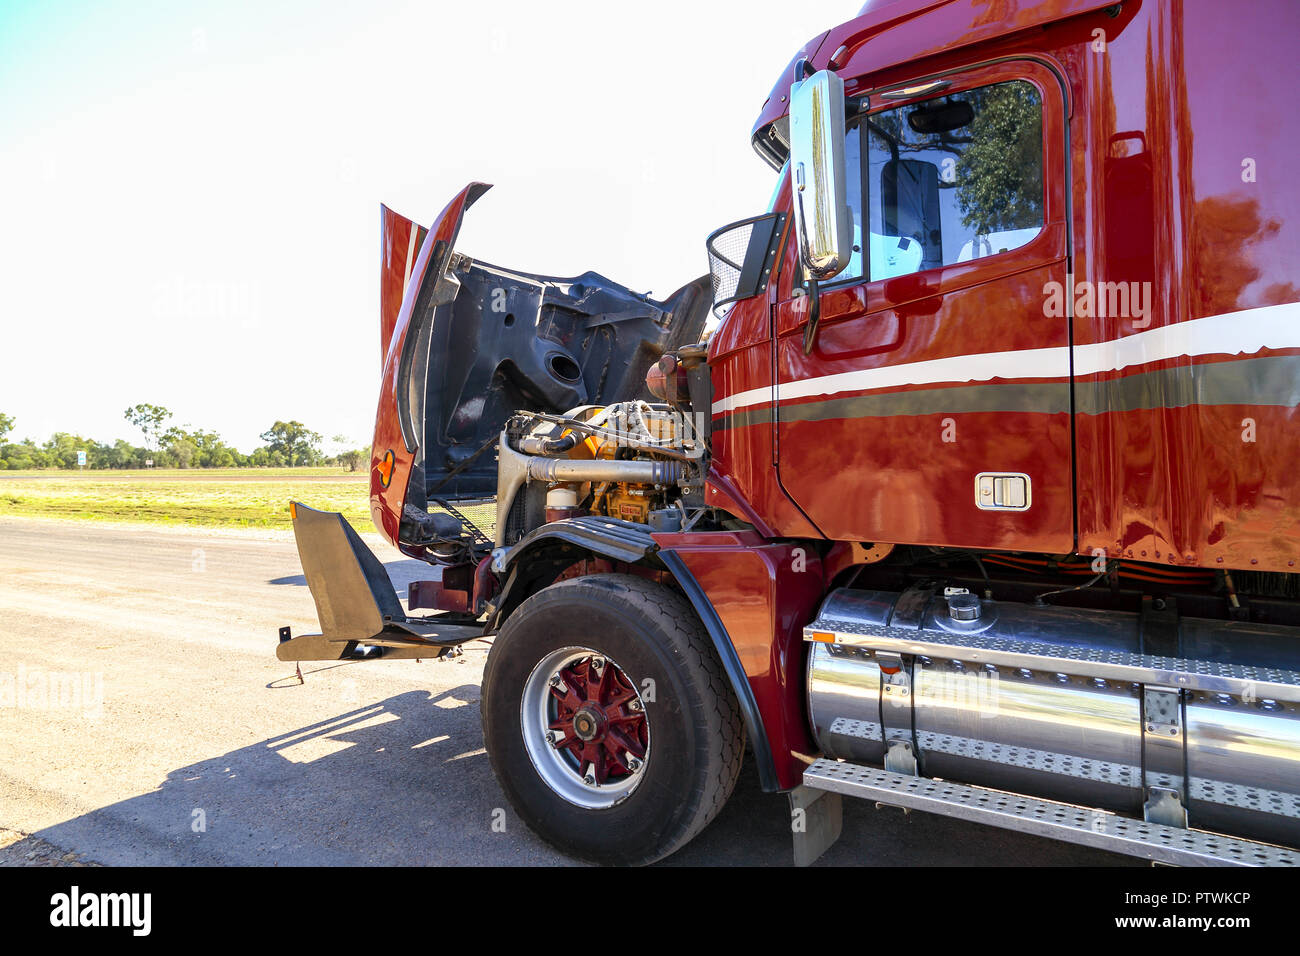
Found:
[277,502,483,662]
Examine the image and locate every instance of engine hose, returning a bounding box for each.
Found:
[541,433,579,454]
[524,415,698,462]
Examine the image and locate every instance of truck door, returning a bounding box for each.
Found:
[774,61,1074,553]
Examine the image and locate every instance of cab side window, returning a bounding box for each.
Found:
[839,79,1044,283]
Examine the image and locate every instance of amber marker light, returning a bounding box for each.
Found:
[377,449,396,488]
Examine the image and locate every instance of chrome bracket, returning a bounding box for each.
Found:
[878,652,918,776]
[885,737,919,776]
[1144,786,1188,829]
[1142,685,1188,829]
[1144,684,1182,736]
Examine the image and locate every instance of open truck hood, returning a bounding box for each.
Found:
[372,183,711,550]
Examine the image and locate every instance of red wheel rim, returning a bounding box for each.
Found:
[547,656,648,786]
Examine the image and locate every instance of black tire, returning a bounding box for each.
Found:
[481,573,744,865]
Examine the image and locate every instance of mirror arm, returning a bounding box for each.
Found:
[792,56,814,87]
[791,167,823,355]
[802,273,821,355]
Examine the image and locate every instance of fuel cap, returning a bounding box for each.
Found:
[947,592,981,621]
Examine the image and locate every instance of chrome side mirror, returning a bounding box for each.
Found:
[789,69,852,281]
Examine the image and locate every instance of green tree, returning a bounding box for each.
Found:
[258,420,322,467]
[102,439,143,468]
[868,81,1043,236]
[124,404,173,452]
[953,82,1043,234]
[331,434,366,472]
[171,434,199,468]
[337,448,367,472]
[0,412,13,442]
[249,446,287,468]
[190,429,239,468]
[158,424,243,468]
[42,432,97,469]
[0,440,44,470]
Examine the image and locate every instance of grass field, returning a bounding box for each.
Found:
[0,468,372,530]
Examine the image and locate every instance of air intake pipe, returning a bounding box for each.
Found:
[523,456,685,485]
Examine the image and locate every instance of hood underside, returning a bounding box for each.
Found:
[402,254,711,503]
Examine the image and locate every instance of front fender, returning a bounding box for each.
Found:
[490,518,787,792]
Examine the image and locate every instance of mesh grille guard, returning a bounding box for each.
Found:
[705,211,786,317]
[429,497,495,547]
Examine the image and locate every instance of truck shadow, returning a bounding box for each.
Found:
[17,683,1139,867]
[21,686,570,866]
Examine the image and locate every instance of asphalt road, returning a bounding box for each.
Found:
[0,516,1134,866]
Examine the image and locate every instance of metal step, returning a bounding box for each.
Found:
[802,758,1300,867]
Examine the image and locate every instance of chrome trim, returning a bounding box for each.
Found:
[807,615,1300,703]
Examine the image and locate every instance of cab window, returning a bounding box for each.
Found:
[839,79,1044,283]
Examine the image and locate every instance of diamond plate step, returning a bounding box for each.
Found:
[802,758,1299,867]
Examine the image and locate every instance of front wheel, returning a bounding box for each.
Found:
[481,573,744,865]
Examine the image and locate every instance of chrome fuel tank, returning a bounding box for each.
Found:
[806,588,1300,849]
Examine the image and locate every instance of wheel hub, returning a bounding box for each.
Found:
[572,706,604,741]
[545,655,648,788]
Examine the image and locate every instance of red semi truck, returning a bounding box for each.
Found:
[278,0,1300,865]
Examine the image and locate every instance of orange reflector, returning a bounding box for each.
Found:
[289,502,297,520]
[377,449,395,488]
[808,631,835,643]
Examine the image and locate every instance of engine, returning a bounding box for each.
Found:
[494,397,708,547]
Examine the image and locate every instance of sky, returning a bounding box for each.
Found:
[0,0,857,453]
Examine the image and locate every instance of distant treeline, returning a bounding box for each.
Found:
[0,406,368,471]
